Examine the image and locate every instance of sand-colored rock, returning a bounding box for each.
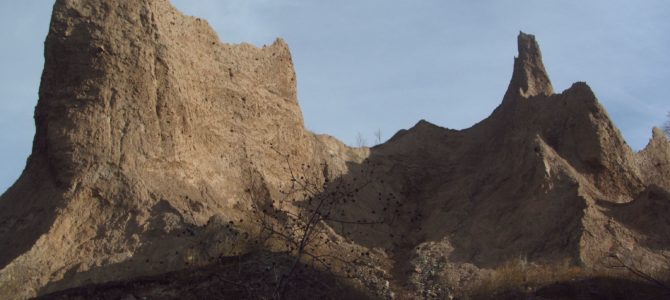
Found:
[0,0,357,298]
[637,127,670,190]
[503,32,553,100]
[0,1,668,299]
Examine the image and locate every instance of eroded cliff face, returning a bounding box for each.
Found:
[0,0,363,298]
[312,35,668,297]
[1,1,669,299]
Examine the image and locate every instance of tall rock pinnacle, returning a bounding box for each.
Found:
[504,32,554,100]
[1,1,669,297]
[0,1,341,298]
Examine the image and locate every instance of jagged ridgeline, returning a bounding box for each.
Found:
[1,1,669,299]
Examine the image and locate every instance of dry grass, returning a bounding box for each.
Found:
[465,257,670,299]
[469,257,586,297]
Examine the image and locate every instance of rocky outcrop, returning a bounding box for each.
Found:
[1,1,668,299]
[503,32,553,100]
[0,1,360,298]
[637,127,670,190]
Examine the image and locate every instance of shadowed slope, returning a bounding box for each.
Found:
[0,3,668,300]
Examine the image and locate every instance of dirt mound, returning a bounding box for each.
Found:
[1,1,668,299]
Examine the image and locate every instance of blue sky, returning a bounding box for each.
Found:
[1,1,669,193]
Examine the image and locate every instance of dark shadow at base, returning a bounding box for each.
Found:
[470,277,670,300]
[36,251,373,300]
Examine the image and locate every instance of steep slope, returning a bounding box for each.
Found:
[637,127,670,190]
[0,1,361,298]
[1,1,669,299]
[315,33,669,296]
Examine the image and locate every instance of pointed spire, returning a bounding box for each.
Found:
[504,32,554,100]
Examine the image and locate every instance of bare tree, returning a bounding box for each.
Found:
[356,132,367,148]
[605,252,670,292]
[374,128,382,145]
[248,146,385,299]
[664,112,670,138]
